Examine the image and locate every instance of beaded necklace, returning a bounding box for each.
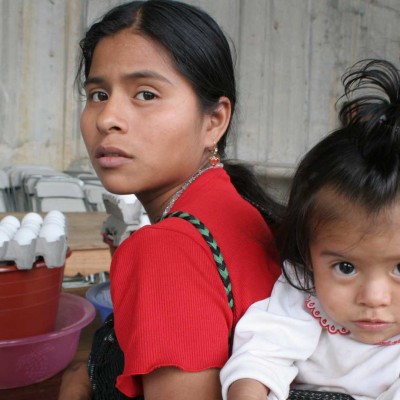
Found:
[161,162,223,217]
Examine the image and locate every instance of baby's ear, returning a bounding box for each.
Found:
[204,96,231,147]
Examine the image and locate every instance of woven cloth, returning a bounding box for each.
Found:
[288,389,355,400]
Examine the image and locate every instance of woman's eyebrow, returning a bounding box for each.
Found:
[84,76,104,87]
[84,70,173,87]
[124,70,173,84]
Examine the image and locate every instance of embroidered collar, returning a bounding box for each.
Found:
[305,295,350,335]
[305,295,400,345]
[376,337,400,346]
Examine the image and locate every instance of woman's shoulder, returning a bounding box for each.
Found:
[133,217,209,243]
[112,217,215,269]
[176,168,272,237]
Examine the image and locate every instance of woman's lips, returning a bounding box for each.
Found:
[94,146,133,168]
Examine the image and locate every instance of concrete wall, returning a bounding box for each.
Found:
[1,0,399,200]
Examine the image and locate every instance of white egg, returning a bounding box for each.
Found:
[39,223,65,242]
[0,222,19,236]
[1,215,20,229]
[20,221,41,235]
[44,211,66,226]
[0,230,10,247]
[45,210,65,220]
[0,224,15,239]
[44,216,66,227]
[0,216,20,236]
[0,222,19,237]
[22,212,43,226]
[13,227,37,245]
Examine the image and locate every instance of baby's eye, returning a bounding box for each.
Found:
[333,262,356,276]
[136,91,157,101]
[90,91,108,102]
[393,264,400,276]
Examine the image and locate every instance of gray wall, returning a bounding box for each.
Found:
[1,0,399,200]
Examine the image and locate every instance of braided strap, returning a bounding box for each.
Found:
[161,211,234,310]
[288,390,355,400]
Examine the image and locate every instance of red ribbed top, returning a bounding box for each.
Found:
[111,168,280,397]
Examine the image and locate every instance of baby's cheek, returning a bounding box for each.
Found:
[317,292,346,322]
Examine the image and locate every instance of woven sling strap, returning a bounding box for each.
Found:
[88,211,235,400]
[288,390,355,400]
[161,211,234,312]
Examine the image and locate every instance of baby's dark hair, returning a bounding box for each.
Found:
[277,59,400,291]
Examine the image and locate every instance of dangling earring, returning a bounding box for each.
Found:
[209,143,220,167]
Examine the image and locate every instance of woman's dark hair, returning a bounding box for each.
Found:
[77,0,284,227]
[277,59,400,291]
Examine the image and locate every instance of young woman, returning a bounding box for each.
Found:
[59,1,282,399]
[221,59,400,400]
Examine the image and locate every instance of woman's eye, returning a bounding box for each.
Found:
[90,91,108,102]
[393,264,400,276]
[136,91,156,101]
[333,262,356,276]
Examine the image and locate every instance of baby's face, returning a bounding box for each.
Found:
[310,201,400,345]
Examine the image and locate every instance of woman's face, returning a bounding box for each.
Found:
[81,29,216,215]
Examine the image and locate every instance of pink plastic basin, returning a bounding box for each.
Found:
[0,292,95,389]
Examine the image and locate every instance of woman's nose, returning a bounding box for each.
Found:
[356,277,392,308]
[96,96,129,135]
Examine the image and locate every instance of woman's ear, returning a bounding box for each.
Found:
[204,96,231,147]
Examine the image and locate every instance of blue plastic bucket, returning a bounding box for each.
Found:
[85,282,113,321]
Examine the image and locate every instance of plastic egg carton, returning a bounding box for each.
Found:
[101,194,150,246]
[102,193,143,224]
[0,211,68,270]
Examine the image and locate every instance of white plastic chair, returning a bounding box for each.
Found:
[3,164,56,211]
[23,172,70,211]
[0,170,11,212]
[34,176,89,212]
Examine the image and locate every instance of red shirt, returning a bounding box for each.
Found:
[111,168,280,397]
